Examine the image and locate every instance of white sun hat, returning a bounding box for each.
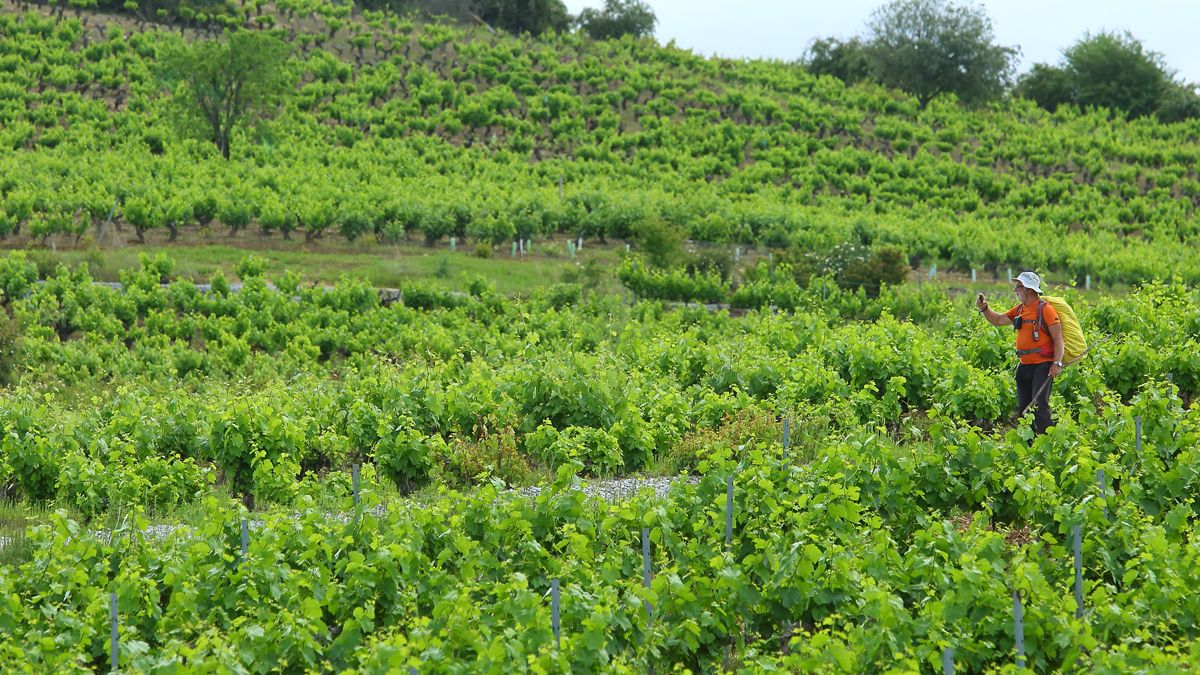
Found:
[1011,271,1044,294]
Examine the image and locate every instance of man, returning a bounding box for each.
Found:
[975,272,1064,435]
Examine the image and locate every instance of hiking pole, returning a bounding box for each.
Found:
[1014,334,1111,421]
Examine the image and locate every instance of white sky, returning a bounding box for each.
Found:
[564,0,1200,84]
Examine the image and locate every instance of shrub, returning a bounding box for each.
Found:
[0,251,37,303]
[618,257,727,303]
[822,243,909,297]
[524,423,624,475]
[631,219,685,268]
[437,429,531,487]
[373,428,437,490]
[685,247,734,282]
[235,254,268,279]
[535,282,582,309]
[251,451,300,505]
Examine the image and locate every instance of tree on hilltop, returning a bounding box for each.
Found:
[578,0,657,41]
[1065,31,1167,119]
[1012,63,1075,112]
[472,0,570,35]
[864,0,1017,107]
[1015,31,1200,122]
[157,30,295,160]
[804,36,873,84]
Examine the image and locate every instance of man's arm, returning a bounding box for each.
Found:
[980,306,1011,327]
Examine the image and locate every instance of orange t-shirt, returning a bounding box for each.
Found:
[1005,301,1060,365]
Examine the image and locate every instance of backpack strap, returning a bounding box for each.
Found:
[1012,302,1048,337]
[1032,300,1045,341]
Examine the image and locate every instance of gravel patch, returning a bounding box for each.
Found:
[1,476,697,550]
[517,475,697,501]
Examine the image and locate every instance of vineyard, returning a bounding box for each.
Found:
[1,2,1200,284]
[0,248,1198,669]
[4,0,1200,670]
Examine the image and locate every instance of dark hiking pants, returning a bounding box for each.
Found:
[1016,361,1054,436]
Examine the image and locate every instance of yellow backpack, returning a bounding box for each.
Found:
[1042,296,1088,363]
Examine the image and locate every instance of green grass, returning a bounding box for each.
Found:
[6,238,624,297]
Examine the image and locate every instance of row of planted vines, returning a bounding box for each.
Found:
[0,249,1198,667]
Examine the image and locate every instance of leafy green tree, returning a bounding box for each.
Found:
[1156,82,1200,123]
[803,37,873,84]
[1063,31,1168,119]
[1013,63,1074,111]
[157,30,295,160]
[473,0,570,35]
[1018,32,1200,122]
[578,0,657,41]
[865,0,1016,107]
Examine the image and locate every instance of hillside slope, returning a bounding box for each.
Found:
[1,2,1199,282]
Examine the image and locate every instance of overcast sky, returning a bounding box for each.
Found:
[563,0,1200,84]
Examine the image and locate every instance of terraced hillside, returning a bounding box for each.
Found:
[1,1,1199,283]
